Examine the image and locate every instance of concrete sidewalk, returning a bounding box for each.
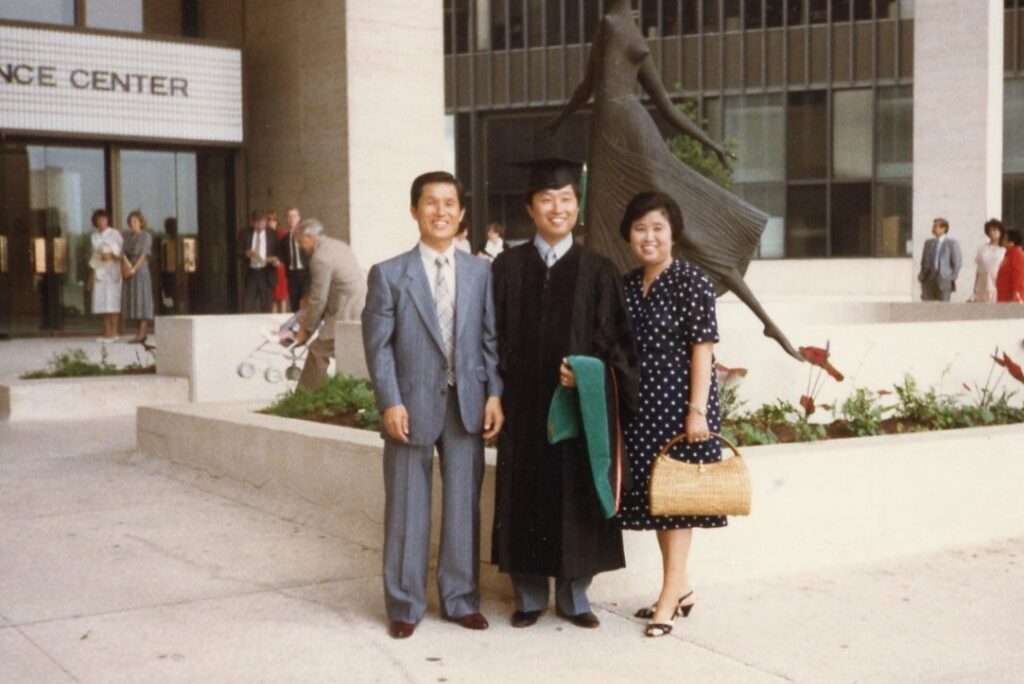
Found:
[1,416,1022,683]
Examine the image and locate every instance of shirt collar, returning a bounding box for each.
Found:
[418,241,457,264]
[533,233,574,263]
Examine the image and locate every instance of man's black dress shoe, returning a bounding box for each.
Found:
[388,620,416,639]
[511,610,542,628]
[557,610,600,629]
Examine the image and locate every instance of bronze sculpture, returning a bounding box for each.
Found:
[545,0,801,360]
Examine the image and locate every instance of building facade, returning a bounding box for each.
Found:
[444,0,1024,268]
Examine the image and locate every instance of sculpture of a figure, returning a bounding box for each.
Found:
[545,0,801,360]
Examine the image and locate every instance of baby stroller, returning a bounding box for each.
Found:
[236,311,320,384]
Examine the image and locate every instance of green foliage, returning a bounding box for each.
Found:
[265,374,382,430]
[665,99,736,189]
[722,398,824,446]
[21,348,120,379]
[718,383,743,422]
[893,375,1024,431]
[840,388,886,437]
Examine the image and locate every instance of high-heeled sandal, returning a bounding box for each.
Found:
[643,592,696,638]
[634,590,695,619]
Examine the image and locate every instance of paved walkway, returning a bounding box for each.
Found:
[2,413,1023,683]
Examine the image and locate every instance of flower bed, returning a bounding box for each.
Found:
[20,347,155,379]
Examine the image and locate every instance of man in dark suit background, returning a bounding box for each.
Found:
[238,209,281,313]
[280,206,311,313]
[918,217,963,302]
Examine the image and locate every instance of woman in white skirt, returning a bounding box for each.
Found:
[87,209,123,341]
[971,218,1007,303]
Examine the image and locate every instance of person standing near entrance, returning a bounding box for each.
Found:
[269,211,290,313]
[293,218,367,390]
[918,217,963,302]
[87,209,123,342]
[281,206,311,313]
[121,210,155,344]
[362,171,504,639]
[491,158,639,630]
[239,210,280,313]
[996,229,1024,303]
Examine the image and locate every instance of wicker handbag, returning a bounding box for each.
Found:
[648,432,752,517]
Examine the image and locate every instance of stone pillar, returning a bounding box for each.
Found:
[244,0,445,270]
[912,0,1003,301]
[344,0,446,269]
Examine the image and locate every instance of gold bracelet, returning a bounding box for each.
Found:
[689,404,706,417]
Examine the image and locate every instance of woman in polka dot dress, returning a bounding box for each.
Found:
[616,191,725,638]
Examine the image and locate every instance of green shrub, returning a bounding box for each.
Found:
[265,374,381,430]
[840,388,886,437]
[21,348,120,379]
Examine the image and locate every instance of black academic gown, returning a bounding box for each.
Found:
[491,242,639,579]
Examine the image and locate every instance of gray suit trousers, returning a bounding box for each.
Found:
[382,387,484,623]
[512,574,593,616]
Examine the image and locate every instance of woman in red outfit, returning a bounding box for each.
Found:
[269,210,290,313]
[996,229,1024,303]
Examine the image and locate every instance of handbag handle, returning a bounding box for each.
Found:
[657,431,742,463]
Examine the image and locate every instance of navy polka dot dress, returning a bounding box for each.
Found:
[618,259,727,531]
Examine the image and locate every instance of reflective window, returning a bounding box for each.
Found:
[737,185,785,258]
[724,94,785,183]
[0,0,74,25]
[876,181,912,256]
[809,0,828,23]
[1005,80,1024,173]
[703,0,719,31]
[833,89,873,179]
[831,183,872,256]
[787,91,827,179]
[876,86,913,178]
[786,185,827,257]
[86,0,143,32]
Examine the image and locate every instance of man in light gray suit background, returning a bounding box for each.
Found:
[918,217,963,301]
[362,171,504,639]
[293,218,367,390]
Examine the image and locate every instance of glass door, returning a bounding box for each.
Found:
[0,144,106,336]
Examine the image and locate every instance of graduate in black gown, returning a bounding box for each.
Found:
[491,159,640,628]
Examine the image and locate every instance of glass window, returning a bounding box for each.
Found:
[876,85,912,178]
[787,91,827,179]
[86,0,143,32]
[745,0,763,29]
[641,0,661,37]
[787,0,805,24]
[1005,80,1024,173]
[703,0,720,31]
[854,0,874,20]
[808,0,828,23]
[491,0,508,48]
[0,0,74,25]
[724,94,785,183]
[833,0,851,21]
[833,89,873,179]
[724,0,740,31]
[682,0,699,34]
[876,181,912,256]
[766,0,783,27]
[661,0,681,36]
[831,183,872,256]
[736,184,785,258]
[786,185,827,256]
[900,0,914,18]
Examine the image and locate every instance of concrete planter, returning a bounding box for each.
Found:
[134,402,1024,601]
[1,375,190,422]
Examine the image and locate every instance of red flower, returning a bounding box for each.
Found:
[799,394,816,416]
[1003,353,1024,384]
[799,345,845,382]
[714,363,748,384]
[962,383,973,393]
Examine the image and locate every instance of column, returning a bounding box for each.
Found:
[912,0,1003,301]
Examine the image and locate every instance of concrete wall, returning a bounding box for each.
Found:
[2,375,188,421]
[913,0,1003,301]
[241,0,445,269]
[737,258,913,301]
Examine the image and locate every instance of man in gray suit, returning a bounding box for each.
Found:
[362,171,504,639]
[293,219,367,390]
[918,217,963,301]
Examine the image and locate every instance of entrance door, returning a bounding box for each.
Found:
[0,144,107,336]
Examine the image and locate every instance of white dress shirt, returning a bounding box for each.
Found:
[250,229,267,269]
[418,241,457,299]
[533,233,574,266]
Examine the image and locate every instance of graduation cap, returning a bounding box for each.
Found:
[512,156,590,226]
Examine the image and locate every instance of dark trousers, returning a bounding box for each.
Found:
[243,267,274,313]
[288,269,311,312]
[920,274,952,302]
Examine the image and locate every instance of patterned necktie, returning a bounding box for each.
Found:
[434,255,456,385]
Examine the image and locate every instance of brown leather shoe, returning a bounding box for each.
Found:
[446,612,489,630]
[557,610,600,629]
[511,610,543,628]
[388,620,416,639]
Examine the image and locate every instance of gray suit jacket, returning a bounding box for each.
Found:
[361,245,502,446]
[304,236,367,340]
[919,237,963,286]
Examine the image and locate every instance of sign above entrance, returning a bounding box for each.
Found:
[0,25,242,144]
